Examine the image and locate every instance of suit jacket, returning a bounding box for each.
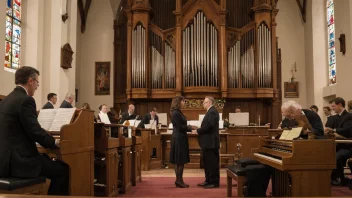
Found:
[137,113,159,128]
[119,112,137,124]
[0,87,56,177]
[59,100,73,108]
[302,109,324,136]
[42,101,54,109]
[325,115,338,128]
[197,106,220,149]
[335,110,352,138]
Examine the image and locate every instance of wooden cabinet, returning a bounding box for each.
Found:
[94,123,119,197]
[141,129,162,170]
[118,137,132,194]
[227,126,269,158]
[132,136,142,186]
[106,149,119,196]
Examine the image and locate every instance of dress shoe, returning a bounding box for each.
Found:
[197,182,209,187]
[175,181,189,188]
[331,179,341,186]
[204,184,219,189]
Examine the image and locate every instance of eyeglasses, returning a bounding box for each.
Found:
[32,78,39,84]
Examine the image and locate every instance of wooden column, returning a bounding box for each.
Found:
[125,8,133,99]
[174,0,183,95]
[220,0,228,98]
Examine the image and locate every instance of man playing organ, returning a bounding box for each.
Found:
[280,100,324,137]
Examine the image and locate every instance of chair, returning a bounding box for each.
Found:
[0,176,47,195]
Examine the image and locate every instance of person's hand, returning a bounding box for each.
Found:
[324,127,333,134]
[191,125,198,130]
[191,130,198,134]
[55,139,60,147]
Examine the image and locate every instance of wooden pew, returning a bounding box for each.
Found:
[140,128,162,170]
[37,109,95,196]
[94,123,119,196]
[132,135,142,186]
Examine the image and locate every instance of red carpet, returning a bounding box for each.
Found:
[121,177,352,197]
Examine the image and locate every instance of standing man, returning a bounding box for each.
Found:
[59,93,74,108]
[120,104,137,124]
[193,96,220,188]
[0,66,69,195]
[42,93,57,109]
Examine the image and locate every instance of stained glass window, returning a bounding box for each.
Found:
[4,0,21,71]
[327,0,336,85]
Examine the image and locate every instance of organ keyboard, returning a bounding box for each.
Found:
[252,137,336,197]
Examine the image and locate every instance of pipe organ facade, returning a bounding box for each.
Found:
[115,0,282,127]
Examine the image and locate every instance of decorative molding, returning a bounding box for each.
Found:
[61,43,74,69]
[184,99,225,109]
[78,0,91,33]
[296,0,307,23]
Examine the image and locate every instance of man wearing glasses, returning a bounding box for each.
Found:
[193,96,220,188]
[0,66,69,195]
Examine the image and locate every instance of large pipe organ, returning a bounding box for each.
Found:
[115,0,282,128]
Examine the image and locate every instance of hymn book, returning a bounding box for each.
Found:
[38,108,76,132]
[279,127,303,140]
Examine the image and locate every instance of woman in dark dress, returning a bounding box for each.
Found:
[169,96,194,188]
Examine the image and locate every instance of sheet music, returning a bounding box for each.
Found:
[279,127,303,140]
[219,120,224,129]
[150,120,157,129]
[285,127,302,140]
[158,113,167,125]
[199,114,205,123]
[49,108,76,132]
[279,130,290,140]
[229,113,249,126]
[38,109,58,130]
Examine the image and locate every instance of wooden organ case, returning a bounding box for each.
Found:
[114,0,282,127]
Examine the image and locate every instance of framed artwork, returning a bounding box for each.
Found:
[95,62,110,95]
[284,81,299,98]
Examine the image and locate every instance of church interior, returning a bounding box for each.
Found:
[2,0,352,197]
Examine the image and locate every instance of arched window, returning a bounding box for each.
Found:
[327,0,336,85]
[4,0,21,72]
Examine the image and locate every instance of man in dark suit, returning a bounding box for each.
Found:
[0,66,69,195]
[119,104,137,124]
[280,101,324,137]
[42,93,57,109]
[193,96,220,188]
[59,93,74,108]
[323,106,338,128]
[137,107,159,128]
[325,97,352,185]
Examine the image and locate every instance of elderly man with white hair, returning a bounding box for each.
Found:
[59,93,74,108]
[280,100,324,137]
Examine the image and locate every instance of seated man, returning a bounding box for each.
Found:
[325,97,352,186]
[323,105,338,128]
[0,66,69,195]
[235,106,241,113]
[98,104,111,124]
[280,100,324,137]
[60,93,74,108]
[120,104,137,124]
[42,93,57,109]
[138,107,159,128]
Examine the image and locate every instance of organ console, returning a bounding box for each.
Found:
[37,109,95,196]
[252,137,336,197]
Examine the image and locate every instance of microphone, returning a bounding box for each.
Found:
[133,115,140,127]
